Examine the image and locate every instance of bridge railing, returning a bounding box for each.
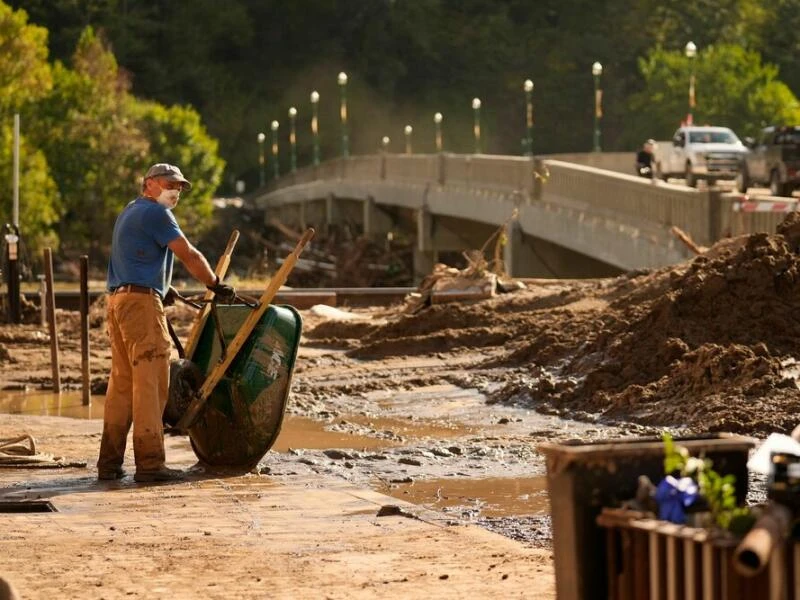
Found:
[542,160,711,245]
[257,153,789,247]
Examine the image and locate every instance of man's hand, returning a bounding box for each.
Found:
[207,277,237,303]
[163,285,181,307]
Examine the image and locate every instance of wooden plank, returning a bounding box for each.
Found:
[79,255,90,406]
[650,531,662,600]
[702,542,715,600]
[685,539,697,600]
[43,248,60,393]
[176,228,315,431]
[184,230,240,360]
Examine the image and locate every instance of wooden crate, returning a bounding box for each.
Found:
[597,508,799,600]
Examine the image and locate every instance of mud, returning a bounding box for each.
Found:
[2,216,799,550]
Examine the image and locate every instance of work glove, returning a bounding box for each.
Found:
[163,285,181,307]
[207,276,237,304]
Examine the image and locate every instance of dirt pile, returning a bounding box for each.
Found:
[307,215,800,435]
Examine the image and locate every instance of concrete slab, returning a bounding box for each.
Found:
[0,414,554,599]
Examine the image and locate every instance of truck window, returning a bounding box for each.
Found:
[688,130,738,144]
[776,131,800,144]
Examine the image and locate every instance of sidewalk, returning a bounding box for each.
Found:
[0,414,554,599]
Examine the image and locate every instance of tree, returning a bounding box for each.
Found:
[26,27,149,261]
[130,100,226,238]
[627,44,800,144]
[0,1,52,113]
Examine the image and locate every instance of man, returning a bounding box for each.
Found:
[636,139,656,178]
[98,163,235,483]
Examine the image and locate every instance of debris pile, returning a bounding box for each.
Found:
[307,213,800,435]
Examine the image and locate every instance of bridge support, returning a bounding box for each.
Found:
[503,221,540,277]
[324,194,337,234]
[362,196,393,239]
[414,205,437,282]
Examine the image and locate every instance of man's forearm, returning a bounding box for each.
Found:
[182,246,216,287]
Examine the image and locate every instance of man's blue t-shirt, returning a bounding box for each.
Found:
[107,197,183,298]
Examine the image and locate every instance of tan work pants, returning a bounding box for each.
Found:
[97,291,171,473]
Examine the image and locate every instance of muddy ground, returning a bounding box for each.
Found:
[3,216,799,551]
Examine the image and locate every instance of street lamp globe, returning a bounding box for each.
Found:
[434,112,443,124]
[592,62,603,76]
[338,72,348,86]
[404,125,413,135]
[382,136,390,147]
[310,91,319,104]
[685,41,697,59]
[288,107,297,118]
[257,132,266,143]
[524,79,534,93]
[472,98,481,110]
[271,120,279,132]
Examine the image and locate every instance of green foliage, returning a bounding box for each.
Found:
[0,1,52,113]
[26,27,149,260]
[0,124,60,258]
[629,44,800,142]
[661,433,753,532]
[130,100,226,238]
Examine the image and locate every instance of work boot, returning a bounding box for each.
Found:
[97,466,127,481]
[133,466,184,483]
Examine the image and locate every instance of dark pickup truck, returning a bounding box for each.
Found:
[737,125,800,196]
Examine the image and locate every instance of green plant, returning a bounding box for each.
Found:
[661,432,753,532]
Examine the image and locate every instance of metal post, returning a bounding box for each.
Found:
[472,98,482,154]
[257,132,266,187]
[270,120,279,179]
[288,107,297,174]
[434,112,443,152]
[79,255,90,406]
[592,62,603,152]
[524,79,534,156]
[12,114,19,227]
[338,72,349,158]
[686,41,697,125]
[4,224,20,324]
[310,91,320,166]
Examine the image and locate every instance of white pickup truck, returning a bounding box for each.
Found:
[654,126,748,187]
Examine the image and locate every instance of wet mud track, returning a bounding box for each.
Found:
[263,346,662,547]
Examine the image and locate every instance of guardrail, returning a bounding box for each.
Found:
[258,153,794,251]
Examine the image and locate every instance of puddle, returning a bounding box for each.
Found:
[0,391,104,419]
[271,416,399,452]
[377,476,549,518]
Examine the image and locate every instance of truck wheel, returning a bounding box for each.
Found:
[770,170,789,197]
[685,163,696,188]
[736,169,749,193]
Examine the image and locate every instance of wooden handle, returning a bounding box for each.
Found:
[184,230,240,359]
[176,228,315,431]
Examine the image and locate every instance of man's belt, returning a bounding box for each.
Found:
[112,284,157,296]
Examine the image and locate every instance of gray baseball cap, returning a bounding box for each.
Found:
[144,163,192,190]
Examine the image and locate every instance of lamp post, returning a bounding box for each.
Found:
[404,125,413,155]
[288,106,297,173]
[338,71,349,158]
[381,136,390,152]
[472,98,481,154]
[270,120,280,178]
[310,90,320,166]
[592,62,603,152]
[523,79,534,156]
[434,112,443,152]
[257,132,266,186]
[685,41,697,125]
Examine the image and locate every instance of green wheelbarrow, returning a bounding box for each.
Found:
[165,228,314,469]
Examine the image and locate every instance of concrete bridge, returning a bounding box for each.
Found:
[252,152,790,279]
